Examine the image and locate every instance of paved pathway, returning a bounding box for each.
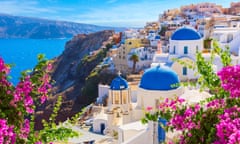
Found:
[67,126,115,144]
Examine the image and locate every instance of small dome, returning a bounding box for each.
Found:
[110,76,128,90]
[171,27,201,40]
[139,66,180,90]
[155,35,161,39]
[149,30,155,33]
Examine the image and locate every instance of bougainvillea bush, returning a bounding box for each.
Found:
[142,43,240,144]
[0,55,78,144]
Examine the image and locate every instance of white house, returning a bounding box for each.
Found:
[147,30,161,47]
[127,47,155,71]
[97,84,109,104]
[212,26,240,55]
[152,26,203,80]
[152,26,240,80]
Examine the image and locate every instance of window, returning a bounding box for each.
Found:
[173,46,176,54]
[196,45,199,52]
[184,46,188,54]
[114,91,120,104]
[128,42,132,45]
[183,67,187,75]
[122,91,127,104]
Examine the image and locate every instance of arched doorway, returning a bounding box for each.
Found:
[100,123,105,134]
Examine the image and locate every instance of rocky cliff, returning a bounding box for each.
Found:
[35,30,116,130]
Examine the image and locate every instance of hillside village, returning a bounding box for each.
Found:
[70,2,240,144]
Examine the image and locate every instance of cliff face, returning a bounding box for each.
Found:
[52,30,114,89]
[35,30,114,129]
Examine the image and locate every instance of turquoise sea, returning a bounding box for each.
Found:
[0,38,70,85]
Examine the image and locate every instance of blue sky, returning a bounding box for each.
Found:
[0,0,238,27]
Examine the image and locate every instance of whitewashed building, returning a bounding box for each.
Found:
[212,26,240,55]
[152,26,203,80]
[127,47,155,71]
[152,26,240,80]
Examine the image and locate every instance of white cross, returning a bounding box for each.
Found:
[118,71,122,76]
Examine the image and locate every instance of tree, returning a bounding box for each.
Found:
[159,26,167,36]
[129,53,139,74]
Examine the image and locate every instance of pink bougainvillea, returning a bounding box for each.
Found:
[0,56,53,143]
[217,65,240,98]
[0,119,16,144]
[38,74,52,104]
[214,106,240,144]
[143,65,240,144]
[19,119,30,139]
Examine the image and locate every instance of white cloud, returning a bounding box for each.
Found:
[70,1,164,27]
[0,0,73,16]
[0,0,54,15]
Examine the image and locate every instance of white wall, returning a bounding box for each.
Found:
[171,57,196,81]
[137,87,184,109]
[93,119,107,134]
[120,130,150,144]
[229,30,240,54]
[98,84,109,98]
[131,90,138,102]
[169,39,203,57]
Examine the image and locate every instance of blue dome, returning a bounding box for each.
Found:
[110,76,128,90]
[149,30,155,33]
[139,66,180,90]
[171,27,201,40]
[155,35,161,39]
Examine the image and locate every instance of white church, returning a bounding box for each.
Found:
[92,26,240,144]
[152,26,240,81]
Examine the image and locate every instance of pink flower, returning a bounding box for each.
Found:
[0,119,16,144]
[228,130,240,144]
[0,57,10,74]
[146,106,153,111]
[19,119,30,139]
[217,65,240,98]
[214,107,240,144]
[47,62,53,71]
